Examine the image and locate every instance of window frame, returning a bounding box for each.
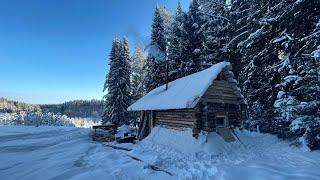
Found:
[215,116,227,128]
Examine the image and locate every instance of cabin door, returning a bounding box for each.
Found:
[215,115,235,142]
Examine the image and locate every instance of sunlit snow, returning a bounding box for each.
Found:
[1,125,320,180]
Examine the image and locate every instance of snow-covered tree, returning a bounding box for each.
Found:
[184,0,206,73]
[167,2,189,81]
[131,42,146,100]
[234,0,320,149]
[0,97,41,113]
[225,0,254,79]
[41,99,104,118]
[200,0,230,66]
[103,38,131,126]
[144,6,171,92]
[272,0,320,149]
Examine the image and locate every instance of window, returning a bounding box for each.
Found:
[216,116,226,127]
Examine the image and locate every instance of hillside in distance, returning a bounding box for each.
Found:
[0,97,104,119]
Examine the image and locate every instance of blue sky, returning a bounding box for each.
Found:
[0,0,191,104]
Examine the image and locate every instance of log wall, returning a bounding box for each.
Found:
[200,80,240,104]
[192,80,242,135]
[153,80,242,136]
[154,109,196,129]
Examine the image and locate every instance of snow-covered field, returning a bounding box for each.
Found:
[1,125,320,180]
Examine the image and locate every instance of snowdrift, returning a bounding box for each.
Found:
[130,127,320,179]
[138,127,243,156]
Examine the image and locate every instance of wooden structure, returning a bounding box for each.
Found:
[128,62,247,141]
[91,124,116,142]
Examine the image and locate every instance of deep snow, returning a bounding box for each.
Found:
[1,125,320,180]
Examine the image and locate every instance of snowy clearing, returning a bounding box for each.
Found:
[1,125,320,180]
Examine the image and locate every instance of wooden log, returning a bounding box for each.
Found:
[156,121,193,128]
[201,98,239,104]
[155,112,196,118]
[205,93,238,100]
[138,111,150,140]
[206,85,236,93]
[204,89,238,98]
[155,109,195,114]
[213,81,232,87]
[193,102,205,138]
[155,118,196,124]
[156,119,194,126]
[155,115,196,121]
[204,96,238,102]
[156,113,196,118]
[137,111,145,139]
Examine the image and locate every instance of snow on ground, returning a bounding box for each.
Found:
[128,127,320,179]
[0,125,170,180]
[1,125,320,180]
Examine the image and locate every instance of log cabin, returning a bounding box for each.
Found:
[127,62,247,141]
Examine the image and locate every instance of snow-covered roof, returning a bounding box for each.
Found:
[128,62,231,111]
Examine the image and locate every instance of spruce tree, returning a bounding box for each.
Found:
[144,6,170,92]
[200,0,230,66]
[272,0,320,149]
[184,0,206,73]
[234,0,320,149]
[226,0,253,80]
[167,2,189,81]
[131,42,146,100]
[102,38,131,126]
[102,39,120,124]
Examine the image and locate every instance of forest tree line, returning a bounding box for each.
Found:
[0,97,104,118]
[103,0,319,149]
[41,99,104,118]
[0,98,104,127]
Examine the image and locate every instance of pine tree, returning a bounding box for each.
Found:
[234,0,320,149]
[144,55,165,92]
[121,37,132,105]
[271,0,320,149]
[131,42,146,100]
[200,0,230,66]
[144,6,170,92]
[102,38,131,126]
[151,5,169,53]
[102,39,120,124]
[167,2,189,80]
[184,0,206,73]
[226,0,253,80]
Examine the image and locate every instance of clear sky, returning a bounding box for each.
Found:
[0,0,191,104]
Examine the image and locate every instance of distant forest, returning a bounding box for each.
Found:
[0,98,104,118]
[41,100,104,118]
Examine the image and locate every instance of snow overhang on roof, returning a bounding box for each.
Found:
[127,61,231,111]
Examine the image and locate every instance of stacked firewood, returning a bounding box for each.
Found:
[91,124,116,142]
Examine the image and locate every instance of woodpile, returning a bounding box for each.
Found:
[91,124,116,142]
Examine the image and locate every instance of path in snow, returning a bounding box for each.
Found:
[0,125,320,180]
[0,126,170,180]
